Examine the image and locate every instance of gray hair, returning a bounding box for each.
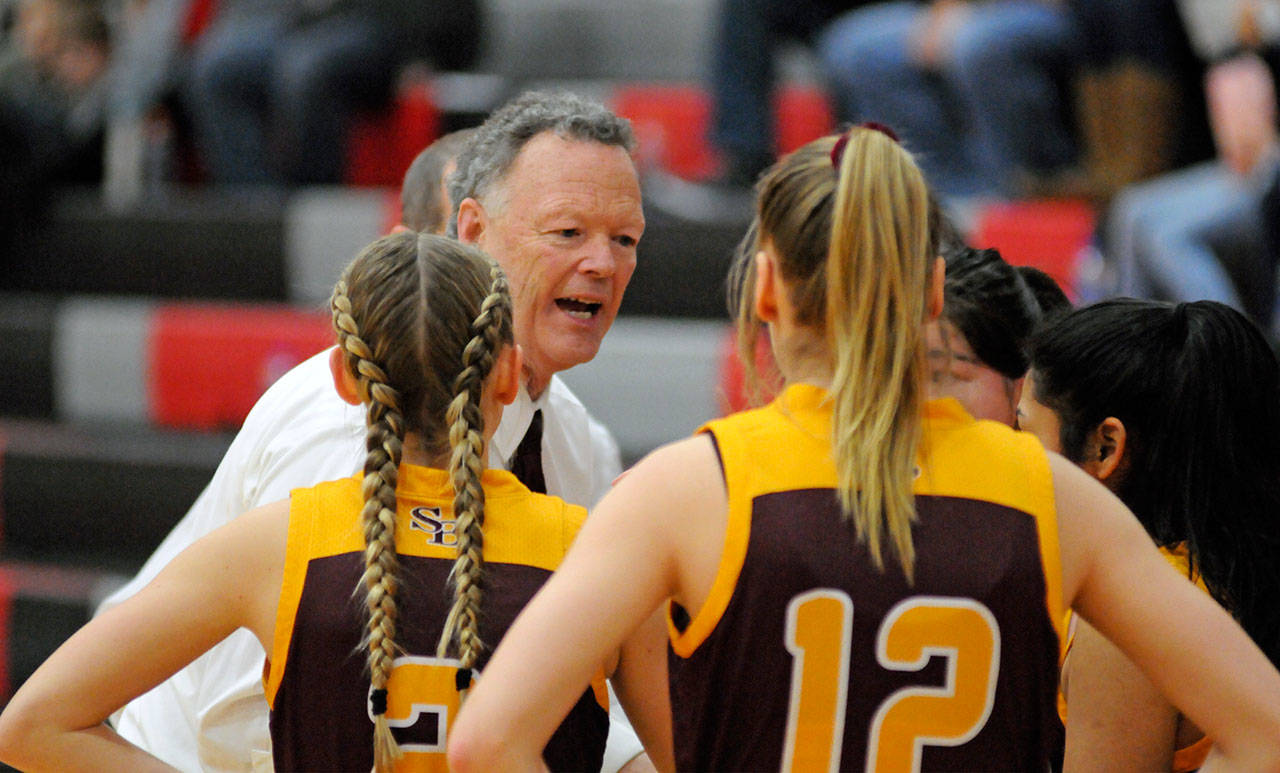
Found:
[446,91,636,236]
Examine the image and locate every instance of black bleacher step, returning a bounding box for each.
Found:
[6,188,288,301]
[0,419,232,573]
[622,174,752,319]
[0,559,129,705]
[4,181,749,316]
[0,293,57,419]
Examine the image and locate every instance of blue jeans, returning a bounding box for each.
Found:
[186,10,393,185]
[817,1,1078,196]
[1108,158,1277,323]
[709,0,854,175]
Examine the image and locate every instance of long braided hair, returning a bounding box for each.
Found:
[329,231,513,771]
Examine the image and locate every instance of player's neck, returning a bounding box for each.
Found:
[402,432,488,473]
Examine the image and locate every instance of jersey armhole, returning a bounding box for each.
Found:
[668,427,748,658]
[1027,440,1067,653]
[264,491,311,708]
[703,428,725,481]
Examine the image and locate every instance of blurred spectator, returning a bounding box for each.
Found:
[99,0,201,203]
[816,0,1080,198]
[1070,0,1197,197]
[184,0,478,186]
[0,0,109,243]
[1107,2,1280,333]
[708,0,866,187]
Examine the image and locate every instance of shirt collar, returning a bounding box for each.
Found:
[490,378,554,467]
[773,383,976,437]
[397,463,530,499]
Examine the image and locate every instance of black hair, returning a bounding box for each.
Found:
[1028,298,1280,666]
[941,247,1062,380]
[1015,265,1071,320]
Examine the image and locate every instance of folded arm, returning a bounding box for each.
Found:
[449,435,723,773]
[1053,455,1280,770]
[0,501,288,772]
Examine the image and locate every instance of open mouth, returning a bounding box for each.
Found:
[555,297,603,319]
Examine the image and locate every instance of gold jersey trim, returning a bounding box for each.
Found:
[264,465,586,707]
[670,383,1064,656]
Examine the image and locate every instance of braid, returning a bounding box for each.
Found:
[436,264,512,700]
[327,232,512,767]
[333,279,405,772]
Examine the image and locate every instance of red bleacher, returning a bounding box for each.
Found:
[774,84,836,155]
[147,304,333,430]
[339,80,838,187]
[612,83,837,181]
[344,79,442,188]
[612,84,719,180]
[971,198,1096,298]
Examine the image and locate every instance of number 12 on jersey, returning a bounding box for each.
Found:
[780,591,1001,773]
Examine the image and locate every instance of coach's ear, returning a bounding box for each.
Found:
[456,197,486,246]
[492,343,523,406]
[329,347,362,406]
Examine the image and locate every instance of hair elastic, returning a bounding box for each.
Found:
[456,667,473,692]
[831,122,902,170]
[370,688,388,716]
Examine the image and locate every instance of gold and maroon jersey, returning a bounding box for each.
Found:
[1058,544,1210,772]
[264,465,608,772]
[669,384,1066,772]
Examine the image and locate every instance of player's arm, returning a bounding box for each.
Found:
[611,607,674,772]
[1061,616,1178,771]
[0,501,289,772]
[1053,455,1280,769]
[449,435,722,773]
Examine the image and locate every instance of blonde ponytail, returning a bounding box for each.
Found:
[826,129,931,581]
[742,129,934,581]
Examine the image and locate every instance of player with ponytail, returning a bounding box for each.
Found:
[450,129,1280,771]
[1021,299,1280,770]
[0,232,610,772]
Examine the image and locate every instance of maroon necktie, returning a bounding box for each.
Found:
[509,409,546,494]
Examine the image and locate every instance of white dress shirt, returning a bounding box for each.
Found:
[98,347,634,772]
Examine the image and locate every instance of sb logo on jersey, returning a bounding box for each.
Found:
[410,506,457,546]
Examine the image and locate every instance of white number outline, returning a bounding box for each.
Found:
[780,589,854,773]
[865,596,1001,772]
[367,654,462,754]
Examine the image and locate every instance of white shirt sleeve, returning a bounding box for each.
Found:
[536,379,642,771]
[105,365,640,772]
[102,350,366,773]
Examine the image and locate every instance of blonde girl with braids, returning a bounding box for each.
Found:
[449,128,1280,772]
[0,232,613,773]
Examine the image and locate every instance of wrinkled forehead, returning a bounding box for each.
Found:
[485,134,643,221]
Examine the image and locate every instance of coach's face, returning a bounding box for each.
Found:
[458,131,644,397]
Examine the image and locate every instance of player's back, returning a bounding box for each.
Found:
[669,384,1065,771]
[266,465,608,772]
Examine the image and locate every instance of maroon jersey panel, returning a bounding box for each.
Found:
[270,551,608,771]
[670,490,1063,772]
